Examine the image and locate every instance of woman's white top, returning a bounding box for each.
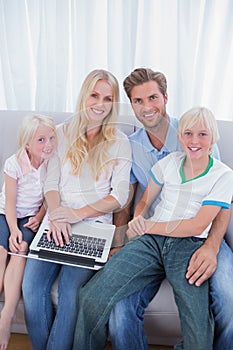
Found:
[44,124,132,224]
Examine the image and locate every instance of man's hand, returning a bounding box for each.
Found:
[186,243,218,287]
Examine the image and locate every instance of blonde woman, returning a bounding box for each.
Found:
[0,114,57,350]
[22,69,132,350]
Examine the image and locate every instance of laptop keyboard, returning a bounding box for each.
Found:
[37,229,106,258]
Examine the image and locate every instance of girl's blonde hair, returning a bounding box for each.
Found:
[65,69,119,179]
[177,107,219,154]
[17,114,57,158]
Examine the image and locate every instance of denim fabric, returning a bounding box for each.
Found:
[210,239,233,350]
[0,214,35,249]
[22,258,94,350]
[109,281,159,350]
[109,239,233,350]
[73,235,214,350]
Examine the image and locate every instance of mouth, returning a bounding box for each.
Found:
[188,147,201,152]
[91,107,104,115]
[142,111,157,119]
[43,149,53,155]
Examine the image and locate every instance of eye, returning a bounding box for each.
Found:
[149,95,157,100]
[184,131,192,136]
[90,93,98,98]
[50,135,56,141]
[38,137,45,142]
[104,96,112,102]
[133,98,142,104]
[200,132,208,137]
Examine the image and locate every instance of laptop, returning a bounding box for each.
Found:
[28,218,116,270]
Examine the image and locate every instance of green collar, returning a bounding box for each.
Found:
[180,155,213,183]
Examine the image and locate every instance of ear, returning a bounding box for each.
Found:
[164,93,168,105]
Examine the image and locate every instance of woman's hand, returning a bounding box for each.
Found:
[47,220,72,247]
[126,215,147,240]
[48,206,81,224]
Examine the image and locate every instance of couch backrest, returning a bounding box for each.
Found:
[0,111,232,249]
[0,109,137,188]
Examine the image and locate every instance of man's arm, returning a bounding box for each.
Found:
[109,183,137,257]
[186,208,231,286]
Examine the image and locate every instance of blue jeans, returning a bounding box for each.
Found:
[109,239,233,350]
[73,235,214,350]
[210,239,233,350]
[0,214,35,249]
[22,258,95,350]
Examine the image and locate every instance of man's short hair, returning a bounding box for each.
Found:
[123,68,167,100]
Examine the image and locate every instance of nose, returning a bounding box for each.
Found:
[191,135,199,144]
[44,138,53,149]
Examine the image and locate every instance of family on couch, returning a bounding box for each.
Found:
[0,67,233,350]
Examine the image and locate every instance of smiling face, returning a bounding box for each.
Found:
[130,80,168,130]
[86,80,113,125]
[180,122,213,161]
[27,125,57,167]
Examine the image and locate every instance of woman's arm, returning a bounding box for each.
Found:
[48,195,121,223]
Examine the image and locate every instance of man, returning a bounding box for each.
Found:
[109,68,233,350]
[73,68,233,349]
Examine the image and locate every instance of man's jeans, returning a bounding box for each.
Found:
[22,258,94,350]
[73,235,214,350]
[109,239,233,350]
[211,239,233,350]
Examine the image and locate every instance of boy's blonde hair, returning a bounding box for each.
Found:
[17,114,57,158]
[65,69,119,179]
[177,107,219,154]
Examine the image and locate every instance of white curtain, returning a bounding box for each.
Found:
[0,0,233,120]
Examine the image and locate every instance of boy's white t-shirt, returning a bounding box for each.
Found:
[149,152,233,238]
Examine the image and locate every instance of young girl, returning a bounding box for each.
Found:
[0,114,57,350]
[73,107,233,350]
[22,69,132,350]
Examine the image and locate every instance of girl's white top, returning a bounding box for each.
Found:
[0,150,48,218]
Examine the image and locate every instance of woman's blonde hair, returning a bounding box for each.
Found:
[17,114,56,158]
[177,107,219,154]
[65,69,119,179]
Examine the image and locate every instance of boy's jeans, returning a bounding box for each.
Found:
[109,239,233,350]
[73,235,214,350]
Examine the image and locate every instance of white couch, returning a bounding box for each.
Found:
[0,110,232,345]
